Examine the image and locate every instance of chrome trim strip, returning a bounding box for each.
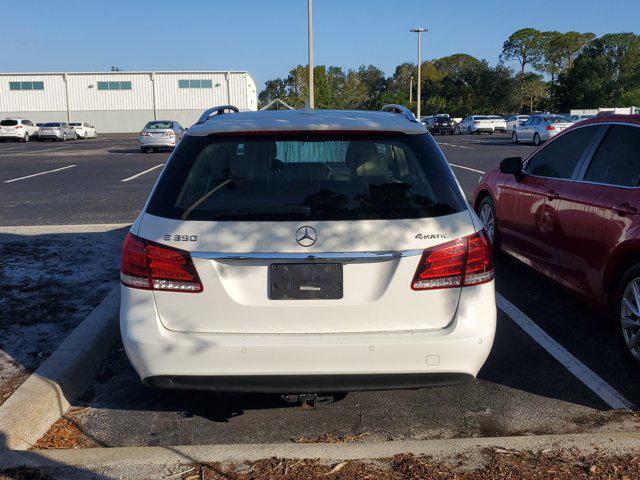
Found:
[191,250,424,263]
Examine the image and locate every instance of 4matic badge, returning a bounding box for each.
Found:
[415,233,448,240]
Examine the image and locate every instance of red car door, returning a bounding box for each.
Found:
[554,124,640,301]
[498,125,600,277]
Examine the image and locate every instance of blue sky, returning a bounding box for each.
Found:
[3,0,638,90]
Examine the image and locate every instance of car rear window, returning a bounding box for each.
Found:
[69,123,81,126]
[147,133,466,221]
[146,122,173,129]
[0,120,18,126]
[41,123,61,127]
[474,116,490,120]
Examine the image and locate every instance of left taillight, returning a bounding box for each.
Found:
[411,230,494,290]
[546,125,555,131]
[120,233,203,293]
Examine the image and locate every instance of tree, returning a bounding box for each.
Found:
[554,33,640,110]
[501,28,544,75]
[518,73,548,113]
[356,65,387,110]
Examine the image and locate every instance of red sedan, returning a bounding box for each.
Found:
[473,115,640,363]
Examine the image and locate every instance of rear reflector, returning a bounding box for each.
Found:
[411,230,494,290]
[121,233,203,292]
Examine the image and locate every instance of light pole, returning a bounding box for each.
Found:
[308,0,314,109]
[410,28,427,119]
[409,76,413,103]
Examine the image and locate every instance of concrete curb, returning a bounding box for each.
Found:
[0,285,120,450]
[0,432,639,470]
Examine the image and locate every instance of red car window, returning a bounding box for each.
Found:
[584,125,640,187]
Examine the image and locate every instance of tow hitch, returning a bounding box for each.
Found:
[281,393,338,410]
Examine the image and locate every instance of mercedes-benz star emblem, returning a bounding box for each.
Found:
[295,226,317,247]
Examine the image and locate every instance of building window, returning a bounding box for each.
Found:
[178,79,213,89]
[97,81,132,91]
[9,81,44,90]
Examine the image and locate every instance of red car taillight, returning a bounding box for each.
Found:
[120,233,203,293]
[411,230,494,290]
[140,131,151,136]
[546,125,555,131]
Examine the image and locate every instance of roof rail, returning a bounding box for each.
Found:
[196,105,239,124]
[382,104,418,123]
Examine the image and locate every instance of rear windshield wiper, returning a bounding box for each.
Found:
[181,176,250,220]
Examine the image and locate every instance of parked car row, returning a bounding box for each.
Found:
[0,117,98,142]
[475,114,640,365]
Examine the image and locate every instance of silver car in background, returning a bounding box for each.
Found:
[139,120,185,153]
[512,114,573,146]
[38,122,77,141]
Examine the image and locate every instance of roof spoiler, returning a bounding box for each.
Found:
[382,104,419,123]
[196,105,239,125]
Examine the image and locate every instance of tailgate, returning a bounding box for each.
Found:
[139,211,475,334]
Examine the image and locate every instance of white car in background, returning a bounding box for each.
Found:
[0,118,39,142]
[139,120,185,153]
[487,115,507,132]
[120,105,496,394]
[70,122,97,139]
[567,114,595,123]
[512,114,574,146]
[505,115,529,132]
[458,116,495,134]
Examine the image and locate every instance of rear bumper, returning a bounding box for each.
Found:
[139,136,176,147]
[0,132,23,139]
[470,126,494,133]
[39,132,64,139]
[144,372,473,393]
[120,282,496,392]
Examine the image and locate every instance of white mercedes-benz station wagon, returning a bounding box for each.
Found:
[120,105,496,393]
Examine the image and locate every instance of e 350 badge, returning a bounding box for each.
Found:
[163,234,198,242]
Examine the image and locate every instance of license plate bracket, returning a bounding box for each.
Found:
[269,263,343,300]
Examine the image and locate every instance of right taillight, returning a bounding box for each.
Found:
[120,233,203,293]
[546,125,555,131]
[411,230,494,290]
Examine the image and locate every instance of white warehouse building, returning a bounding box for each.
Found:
[0,71,258,133]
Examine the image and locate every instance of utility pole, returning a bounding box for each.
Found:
[410,28,427,119]
[308,0,314,109]
[409,76,413,103]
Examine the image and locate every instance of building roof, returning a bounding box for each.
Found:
[0,70,251,76]
[186,109,427,136]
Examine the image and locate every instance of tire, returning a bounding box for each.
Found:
[477,196,500,252]
[512,131,519,144]
[615,264,640,367]
[23,133,30,143]
[62,133,67,142]
[140,147,148,153]
[533,133,541,146]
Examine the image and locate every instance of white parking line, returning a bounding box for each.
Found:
[449,163,485,175]
[121,164,164,182]
[438,142,474,150]
[497,293,634,410]
[0,145,74,158]
[3,164,77,183]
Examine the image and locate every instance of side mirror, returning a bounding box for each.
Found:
[500,157,524,180]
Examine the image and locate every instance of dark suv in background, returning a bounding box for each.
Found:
[427,115,456,135]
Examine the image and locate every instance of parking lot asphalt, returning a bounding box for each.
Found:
[4,132,640,448]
